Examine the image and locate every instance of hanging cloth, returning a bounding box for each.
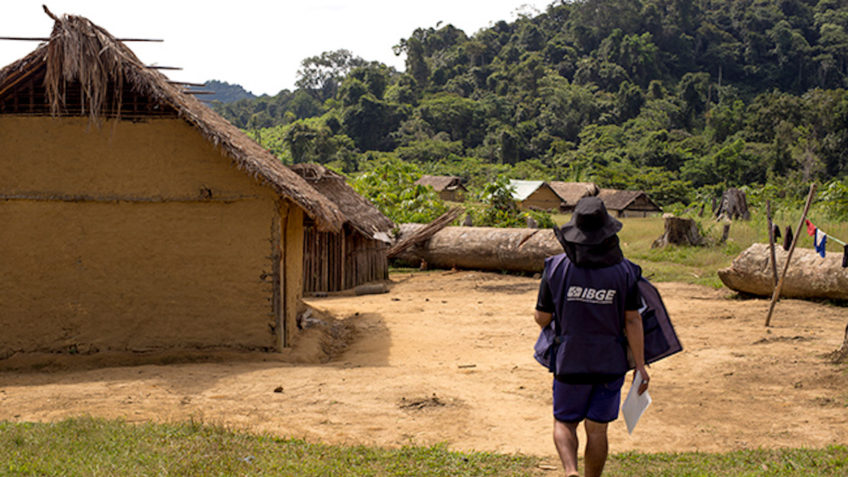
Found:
[773,224,782,240]
[783,226,793,251]
[843,244,848,268]
[806,219,816,237]
[814,229,828,258]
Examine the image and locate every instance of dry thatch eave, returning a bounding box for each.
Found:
[415,175,464,192]
[597,189,661,212]
[0,11,343,232]
[548,181,599,207]
[290,163,394,241]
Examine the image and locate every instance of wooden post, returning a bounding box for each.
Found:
[766,200,779,286]
[765,184,816,327]
[340,228,346,290]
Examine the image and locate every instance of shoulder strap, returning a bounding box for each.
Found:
[547,258,570,340]
[618,259,641,332]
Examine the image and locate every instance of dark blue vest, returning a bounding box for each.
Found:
[544,253,639,376]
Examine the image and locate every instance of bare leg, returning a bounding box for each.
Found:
[553,419,580,476]
[583,419,609,477]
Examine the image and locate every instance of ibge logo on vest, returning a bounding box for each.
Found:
[566,286,617,305]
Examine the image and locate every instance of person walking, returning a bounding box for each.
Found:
[534,196,649,477]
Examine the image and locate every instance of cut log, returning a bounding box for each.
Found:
[715,187,750,220]
[718,243,848,299]
[386,207,463,258]
[652,216,704,248]
[393,225,562,273]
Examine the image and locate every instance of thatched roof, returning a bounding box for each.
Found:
[548,182,599,207]
[0,9,343,232]
[415,175,466,192]
[290,164,394,242]
[597,189,662,212]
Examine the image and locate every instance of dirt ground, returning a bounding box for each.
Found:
[1,270,847,464]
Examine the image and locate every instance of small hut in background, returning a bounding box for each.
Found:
[415,175,467,201]
[597,189,662,217]
[509,180,563,211]
[548,182,599,212]
[291,164,394,294]
[0,11,344,355]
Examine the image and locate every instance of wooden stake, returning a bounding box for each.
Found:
[765,184,816,327]
[766,200,778,286]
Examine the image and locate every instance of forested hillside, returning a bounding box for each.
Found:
[200,80,256,103]
[212,0,848,215]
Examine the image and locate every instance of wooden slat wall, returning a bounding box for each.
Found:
[303,224,388,294]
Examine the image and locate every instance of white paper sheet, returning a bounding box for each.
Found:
[622,370,651,434]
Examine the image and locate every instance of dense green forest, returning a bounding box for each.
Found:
[211,0,848,220]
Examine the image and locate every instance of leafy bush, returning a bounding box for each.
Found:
[819,178,848,220]
[350,156,448,224]
[469,176,555,228]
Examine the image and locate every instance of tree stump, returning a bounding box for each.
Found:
[715,188,750,220]
[652,216,704,248]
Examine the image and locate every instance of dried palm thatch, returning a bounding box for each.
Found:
[597,189,662,215]
[289,163,394,241]
[548,181,598,209]
[414,175,464,192]
[0,8,343,232]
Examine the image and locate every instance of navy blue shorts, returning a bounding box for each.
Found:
[552,375,625,423]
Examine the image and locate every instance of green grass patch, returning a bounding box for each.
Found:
[606,446,848,476]
[0,418,540,476]
[2,418,847,476]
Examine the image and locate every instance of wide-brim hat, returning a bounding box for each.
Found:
[557,196,622,245]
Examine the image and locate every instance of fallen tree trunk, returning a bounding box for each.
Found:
[718,243,848,299]
[393,224,563,273]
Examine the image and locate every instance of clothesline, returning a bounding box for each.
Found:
[828,235,847,246]
[805,219,846,246]
[804,219,848,268]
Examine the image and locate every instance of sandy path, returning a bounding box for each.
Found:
[1,270,846,462]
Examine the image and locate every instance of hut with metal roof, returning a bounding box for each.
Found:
[597,189,662,217]
[0,10,344,357]
[414,175,467,201]
[290,164,393,294]
[548,182,599,211]
[509,180,562,211]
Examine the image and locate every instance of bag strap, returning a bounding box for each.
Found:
[549,258,570,342]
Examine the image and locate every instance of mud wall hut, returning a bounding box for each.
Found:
[509,180,563,211]
[597,189,662,217]
[0,12,344,357]
[414,175,467,201]
[291,164,393,293]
